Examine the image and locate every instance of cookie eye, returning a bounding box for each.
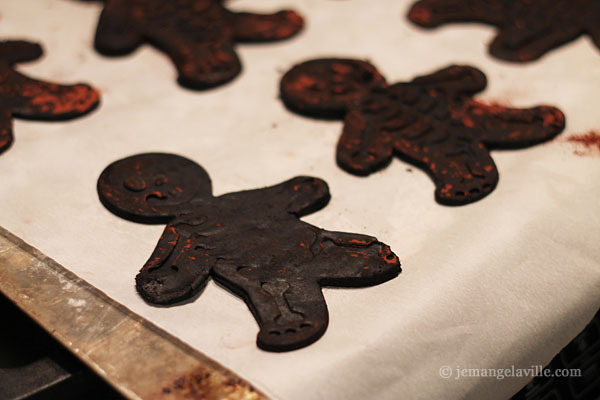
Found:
[123,176,146,192]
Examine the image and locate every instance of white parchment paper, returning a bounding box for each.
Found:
[1,1,599,399]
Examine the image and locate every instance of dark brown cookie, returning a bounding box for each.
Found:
[281,59,565,205]
[0,40,100,155]
[408,0,600,62]
[98,153,400,352]
[280,59,387,119]
[93,0,304,89]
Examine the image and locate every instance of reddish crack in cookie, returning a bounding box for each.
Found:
[408,0,600,62]
[98,153,401,352]
[280,59,565,205]
[0,40,100,155]
[92,0,304,89]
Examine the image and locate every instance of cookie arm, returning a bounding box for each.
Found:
[0,41,43,64]
[230,10,304,42]
[411,65,487,96]
[249,176,330,217]
[312,230,400,286]
[467,103,565,148]
[0,108,13,154]
[94,6,144,56]
[135,224,213,305]
[7,70,99,120]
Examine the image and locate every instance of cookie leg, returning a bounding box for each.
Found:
[154,36,241,89]
[94,8,144,56]
[429,140,499,205]
[213,262,328,352]
[254,280,328,352]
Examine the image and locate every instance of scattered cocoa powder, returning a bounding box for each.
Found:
[567,131,600,156]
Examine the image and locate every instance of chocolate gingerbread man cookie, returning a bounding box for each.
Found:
[98,153,400,351]
[0,40,100,155]
[92,0,304,89]
[280,59,565,205]
[408,0,600,62]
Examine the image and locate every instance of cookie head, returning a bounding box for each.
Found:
[280,58,387,118]
[98,153,212,223]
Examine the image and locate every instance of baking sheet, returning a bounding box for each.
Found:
[0,227,266,400]
[1,0,599,399]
